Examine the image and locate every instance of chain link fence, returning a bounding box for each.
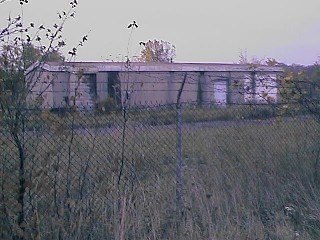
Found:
[1,102,320,239]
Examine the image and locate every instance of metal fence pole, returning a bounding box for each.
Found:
[176,73,187,219]
[176,104,183,215]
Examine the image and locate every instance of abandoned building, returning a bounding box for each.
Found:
[26,62,283,110]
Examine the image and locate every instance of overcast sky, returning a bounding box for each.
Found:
[1,0,320,65]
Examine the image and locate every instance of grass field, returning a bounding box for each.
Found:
[1,106,320,239]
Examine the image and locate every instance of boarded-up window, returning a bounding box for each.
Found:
[214,80,227,106]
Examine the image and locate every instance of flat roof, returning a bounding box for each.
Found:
[29,61,284,73]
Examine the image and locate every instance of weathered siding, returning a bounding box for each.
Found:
[52,72,69,108]
[254,73,278,103]
[74,74,97,110]
[27,70,54,108]
[179,72,199,104]
[118,72,200,106]
[229,72,252,104]
[205,72,229,105]
[228,72,279,104]
[96,72,108,102]
[213,80,227,106]
[27,62,283,110]
[71,71,279,108]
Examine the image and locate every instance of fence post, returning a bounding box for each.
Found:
[176,104,183,215]
[176,73,187,221]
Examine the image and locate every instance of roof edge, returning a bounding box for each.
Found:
[28,61,284,73]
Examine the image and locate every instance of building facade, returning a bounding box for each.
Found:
[26,62,283,110]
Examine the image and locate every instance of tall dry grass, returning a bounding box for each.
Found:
[1,106,320,239]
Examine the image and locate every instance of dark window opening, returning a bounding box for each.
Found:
[83,74,97,100]
[108,72,121,105]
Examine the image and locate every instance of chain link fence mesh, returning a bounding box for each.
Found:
[1,102,320,239]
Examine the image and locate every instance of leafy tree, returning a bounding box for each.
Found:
[22,43,64,67]
[138,39,176,63]
[237,52,320,118]
[280,63,320,119]
[0,1,87,239]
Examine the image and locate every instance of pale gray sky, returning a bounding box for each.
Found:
[1,0,320,65]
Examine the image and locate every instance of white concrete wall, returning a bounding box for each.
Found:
[27,70,54,108]
[31,63,281,109]
[213,80,227,106]
[52,72,69,108]
[74,74,96,110]
[255,73,278,103]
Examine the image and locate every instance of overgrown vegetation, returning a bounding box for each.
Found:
[1,103,304,131]
[1,106,320,239]
[1,1,320,239]
[280,62,320,121]
[0,1,88,239]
